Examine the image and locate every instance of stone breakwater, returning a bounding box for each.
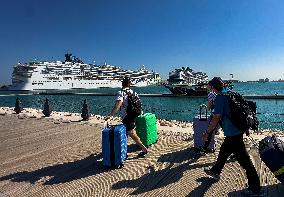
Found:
[0,106,193,129]
[1,106,283,142]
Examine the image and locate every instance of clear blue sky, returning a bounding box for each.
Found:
[1,0,284,84]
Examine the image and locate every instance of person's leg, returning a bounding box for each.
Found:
[203,116,213,151]
[203,116,217,151]
[210,136,234,174]
[203,131,214,151]
[123,118,148,154]
[233,136,261,194]
[203,130,213,150]
[128,129,148,153]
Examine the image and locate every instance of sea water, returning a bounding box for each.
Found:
[0,82,284,131]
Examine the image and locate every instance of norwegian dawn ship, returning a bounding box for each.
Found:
[9,53,161,91]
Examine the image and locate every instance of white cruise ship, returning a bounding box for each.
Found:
[9,53,161,91]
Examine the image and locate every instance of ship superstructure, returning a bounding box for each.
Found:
[164,67,208,96]
[168,67,208,85]
[10,54,160,90]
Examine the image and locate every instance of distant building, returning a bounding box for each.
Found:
[223,79,240,83]
[259,79,265,82]
[258,78,269,82]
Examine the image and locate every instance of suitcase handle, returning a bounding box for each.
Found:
[199,104,208,120]
[103,121,109,129]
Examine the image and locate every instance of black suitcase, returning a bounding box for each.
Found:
[259,134,284,184]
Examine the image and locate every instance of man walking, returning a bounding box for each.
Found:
[203,77,261,196]
[105,77,148,157]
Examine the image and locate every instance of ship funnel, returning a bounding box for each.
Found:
[65,53,72,62]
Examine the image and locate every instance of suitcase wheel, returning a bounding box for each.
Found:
[116,163,124,169]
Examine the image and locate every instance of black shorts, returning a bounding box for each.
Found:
[122,116,136,131]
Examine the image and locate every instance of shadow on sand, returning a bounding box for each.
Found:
[186,177,217,197]
[0,143,146,186]
[112,147,214,195]
[0,153,107,185]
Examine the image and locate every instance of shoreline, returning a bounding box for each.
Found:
[1,106,283,139]
[0,107,284,196]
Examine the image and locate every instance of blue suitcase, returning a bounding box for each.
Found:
[102,124,127,168]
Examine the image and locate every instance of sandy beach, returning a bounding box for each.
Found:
[0,107,283,197]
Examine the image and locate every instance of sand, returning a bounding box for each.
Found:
[0,107,283,197]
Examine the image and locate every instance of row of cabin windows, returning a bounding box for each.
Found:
[33,81,62,83]
[32,82,108,85]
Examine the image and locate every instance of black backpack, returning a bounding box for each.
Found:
[124,91,142,118]
[225,91,259,133]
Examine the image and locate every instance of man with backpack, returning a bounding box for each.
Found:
[105,77,148,157]
[202,77,262,196]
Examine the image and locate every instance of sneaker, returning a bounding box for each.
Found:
[205,148,215,153]
[195,148,206,156]
[242,188,264,197]
[204,167,220,181]
[228,154,236,161]
[138,151,147,158]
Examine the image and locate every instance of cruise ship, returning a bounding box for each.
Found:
[164,67,209,96]
[168,67,208,85]
[9,53,161,91]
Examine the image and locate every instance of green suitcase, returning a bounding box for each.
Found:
[135,113,158,147]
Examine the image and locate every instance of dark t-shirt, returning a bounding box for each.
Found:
[214,94,241,136]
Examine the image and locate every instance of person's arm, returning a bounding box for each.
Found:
[203,94,223,141]
[105,100,122,120]
[207,100,213,109]
[202,114,220,141]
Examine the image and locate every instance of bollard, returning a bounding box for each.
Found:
[81,99,90,121]
[42,98,52,117]
[14,97,23,114]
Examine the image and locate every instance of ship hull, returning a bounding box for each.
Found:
[9,55,160,91]
[9,78,157,91]
[9,80,154,91]
[164,84,207,96]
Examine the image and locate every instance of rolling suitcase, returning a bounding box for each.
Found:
[102,123,127,168]
[135,113,158,147]
[193,105,215,151]
[258,134,284,184]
